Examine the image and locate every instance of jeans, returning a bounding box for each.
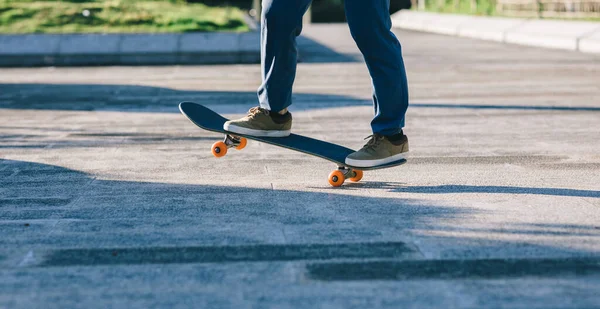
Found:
[257,0,409,136]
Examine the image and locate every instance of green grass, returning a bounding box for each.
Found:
[0,0,249,34]
[422,0,496,16]
[419,0,600,21]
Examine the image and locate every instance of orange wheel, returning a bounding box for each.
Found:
[328,170,345,187]
[211,141,227,158]
[349,170,363,182]
[235,137,247,150]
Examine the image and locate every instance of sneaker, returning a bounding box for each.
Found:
[223,107,292,137]
[345,133,409,167]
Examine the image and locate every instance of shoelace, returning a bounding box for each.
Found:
[361,134,385,150]
[247,107,269,119]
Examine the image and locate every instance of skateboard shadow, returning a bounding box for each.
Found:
[307,181,407,190]
[330,181,600,198]
[390,184,600,198]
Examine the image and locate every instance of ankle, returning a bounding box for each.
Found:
[269,109,292,124]
[385,130,406,145]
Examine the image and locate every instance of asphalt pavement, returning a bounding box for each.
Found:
[1,25,600,308]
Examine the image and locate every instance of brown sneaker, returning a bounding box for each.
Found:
[223,107,292,137]
[345,133,409,167]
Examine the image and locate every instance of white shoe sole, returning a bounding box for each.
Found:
[345,152,408,168]
[224,122,290,137]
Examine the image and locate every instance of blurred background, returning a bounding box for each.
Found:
[0,0,412,34]
[0,0,597,36]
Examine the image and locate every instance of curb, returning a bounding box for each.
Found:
[0,31,260,67]
[391,11,600,54]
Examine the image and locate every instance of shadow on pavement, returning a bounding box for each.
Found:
[0,133,220,150]
[307,256,600,281]
[297,35,360,63]
[2,159,599,276]
[2,83,599,113]
[0,84,369,113]
[342,182,600,198]
[411,103,600,112]
[393,184,600,198]
[0,159,449,267]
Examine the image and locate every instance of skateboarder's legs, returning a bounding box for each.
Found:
[258,0,408,133]
[257,0,312,113]
[224,0,409,166]
[342,0,410,167]
[345,0,409,136]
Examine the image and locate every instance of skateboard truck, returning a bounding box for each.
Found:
[211,134,247,157]
[328,166,363,187]
[210,134,363,187]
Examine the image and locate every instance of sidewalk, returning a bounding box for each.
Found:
[0,31,260,67]
[392,11,600,54]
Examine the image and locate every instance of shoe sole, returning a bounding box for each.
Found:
[345,152,408,168]
[224,123,290,137]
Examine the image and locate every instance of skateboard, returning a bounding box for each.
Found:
[179,102,407,187]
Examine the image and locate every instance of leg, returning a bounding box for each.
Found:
[223,0,309,138]
[344,0,409,136]
[258,0,312,113]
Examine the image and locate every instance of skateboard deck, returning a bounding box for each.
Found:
[179,102,406,186]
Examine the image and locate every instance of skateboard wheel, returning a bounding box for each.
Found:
[328,170,345,187]
[212,141,227,158]
[235,137,247,150]
[349,170,363,182]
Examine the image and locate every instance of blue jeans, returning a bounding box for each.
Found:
[257,0,409,136]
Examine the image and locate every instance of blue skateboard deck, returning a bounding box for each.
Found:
[179,102,407,172]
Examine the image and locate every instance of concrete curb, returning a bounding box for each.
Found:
[391,11,600,54]
[0,31,260,67]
